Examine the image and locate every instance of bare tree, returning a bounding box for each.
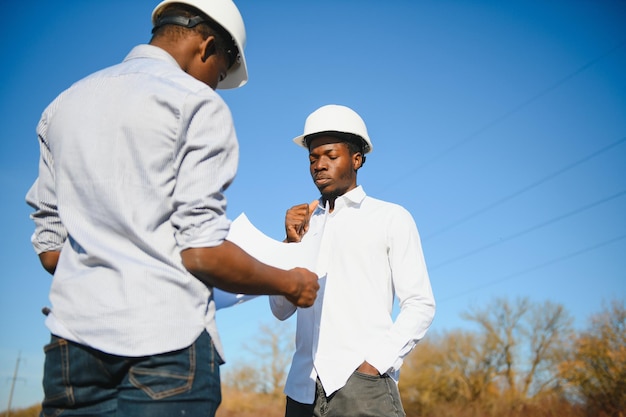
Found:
[522,301,572,397]
[462,297,572,400]
[221,362,262,392]
[400,333,453,414]
[400,329,502,414]
[445,330,499,402]
[559,299,626,417]
[224,320,295,397]
[221,319,294,397]
[253,322,294,396]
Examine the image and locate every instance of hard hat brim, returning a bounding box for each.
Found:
[217,49,248,89]
[292,134,308,149]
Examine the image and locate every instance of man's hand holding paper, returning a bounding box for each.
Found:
[215,212,321,309]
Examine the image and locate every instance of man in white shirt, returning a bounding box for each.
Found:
[26,1,318,416]
[270,104,435,417]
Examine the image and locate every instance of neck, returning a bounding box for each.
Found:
[322,197,336,212]
[321,184,358,213]
[150,36,198,72]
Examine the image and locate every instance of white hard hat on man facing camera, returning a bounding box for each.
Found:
[152,0,248,89]
[293,104,374,154]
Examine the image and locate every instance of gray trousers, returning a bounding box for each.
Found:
[286,372,406,417]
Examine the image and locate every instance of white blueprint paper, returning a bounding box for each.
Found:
[214,213,321,309]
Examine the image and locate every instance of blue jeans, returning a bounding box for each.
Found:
[40,331,222,417]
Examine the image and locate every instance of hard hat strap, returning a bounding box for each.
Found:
[152,15,205,33]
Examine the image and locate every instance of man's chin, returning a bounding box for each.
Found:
[320,189,340,202]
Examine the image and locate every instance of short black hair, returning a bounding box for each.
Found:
[304,131,367,167]
[151,3,238,68]
[304,131,367,155]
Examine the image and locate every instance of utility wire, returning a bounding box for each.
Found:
[430,189,626,270]
[379,39,626,192]
[439,233,626,302]
[423,135,626,241]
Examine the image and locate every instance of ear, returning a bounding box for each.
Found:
[353,152,363,171]
[201,36,217,62]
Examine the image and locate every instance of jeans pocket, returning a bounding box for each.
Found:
[353,370,383,381]
[41,336,75,414]
[129,343,196,400]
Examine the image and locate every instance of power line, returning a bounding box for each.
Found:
[377,38,626,193]
[438,233,626,302]
[430,189,626,270]
[423,135,626,241]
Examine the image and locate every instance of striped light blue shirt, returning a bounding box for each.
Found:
[26,44,239,358]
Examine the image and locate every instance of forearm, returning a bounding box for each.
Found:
[181,240,297,296]
[39,251,60,275]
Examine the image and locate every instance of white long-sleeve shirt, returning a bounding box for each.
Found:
[270,186,435,403]
[26,44,239,359]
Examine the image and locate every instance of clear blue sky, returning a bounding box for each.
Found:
[1,0,625,410]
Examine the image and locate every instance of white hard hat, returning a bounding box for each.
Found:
[152,0,248,89]
[293,105,373,153]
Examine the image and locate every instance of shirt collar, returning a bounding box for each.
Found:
[318,185,366,214]
[123,44,181,69]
